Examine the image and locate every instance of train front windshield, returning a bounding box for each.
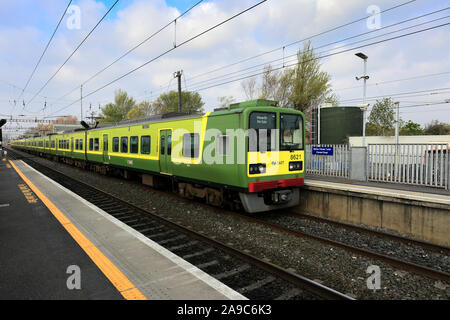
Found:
[280,114,303,151]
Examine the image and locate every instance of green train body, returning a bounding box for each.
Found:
[10,99,306,213]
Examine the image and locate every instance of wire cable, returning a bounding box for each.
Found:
[46,0,268,116]
[26,0,120,107]
[17,0,73,103]
[48,0,204,107]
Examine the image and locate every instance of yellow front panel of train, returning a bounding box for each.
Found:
[247,150,305,177]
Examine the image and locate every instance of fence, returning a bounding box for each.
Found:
[367,143,449,189]
[305,144,350,178]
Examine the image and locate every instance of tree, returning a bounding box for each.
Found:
[289,41,335,112]
[240,41,336,111]
[423,120,450,135]
[217,96,235,108]
[400,120,423,136]
[241,77,257,100]
[126,101,152,119]
[152,91,205,115]
[367,98,396,136]
[99,90,136,123]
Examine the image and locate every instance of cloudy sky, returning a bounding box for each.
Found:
[0,0,449,136]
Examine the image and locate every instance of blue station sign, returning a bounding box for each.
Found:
[312,146,334,156]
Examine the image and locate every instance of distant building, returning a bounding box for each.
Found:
[349,135,450,147]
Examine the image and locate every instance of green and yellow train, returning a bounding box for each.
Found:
[10,99,305,213]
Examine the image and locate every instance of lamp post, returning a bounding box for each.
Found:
[355,52,369,146]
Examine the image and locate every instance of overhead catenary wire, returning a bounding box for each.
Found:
[334,70,450,92]
[48,0,204,108]
[152,0,420,94]
[182,13,450,93]
[150,6,450,98]
[339,87,450,104]
[186,22,450,93]
[46,0,268,117]
[17,0,73,103]
[25,0,121,107]
[186,0,418,83]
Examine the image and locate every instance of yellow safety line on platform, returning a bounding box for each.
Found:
[8,160,147,300]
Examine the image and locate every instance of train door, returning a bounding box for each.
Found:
[159,130,172,175]
[71,137,74,156]
[103,134,109,163]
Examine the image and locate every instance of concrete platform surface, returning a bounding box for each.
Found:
[4,160,245,300]
[0,159,123,299]
[305,175,450,207]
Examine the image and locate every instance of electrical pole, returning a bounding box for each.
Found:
[174,70,183,113]
[80,85,83,122]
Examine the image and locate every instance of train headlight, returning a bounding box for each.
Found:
[258,164,266,174]
[249,163,266,174]
[289,161,302,171]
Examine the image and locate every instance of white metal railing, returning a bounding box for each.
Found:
[367,143,449,189]
[305,144,350,178]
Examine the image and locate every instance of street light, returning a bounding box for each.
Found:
[355,52,369,146]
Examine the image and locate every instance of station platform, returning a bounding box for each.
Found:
[0,158,245,300]
[305,174,450,207]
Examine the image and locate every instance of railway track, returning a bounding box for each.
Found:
[283,211,450,256]
[7,149,353,300]
[234,211,450,283]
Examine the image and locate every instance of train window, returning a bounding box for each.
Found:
[121,137,128,153]
[248,112,276,152]
[167,135,172,156]
[89,138,93,151]
[182,133,199,158]
[218,135,229,156]
[141,136,150,154]
[160,135,165,155]
[52,141,55,148]
[80,139,83,150]
[113,137,119,152]
[280,114,304,151]
[130,136,138,154]
[75,140,79,150]
[94,138,99,151]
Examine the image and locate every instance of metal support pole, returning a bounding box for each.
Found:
[355,52,369,147]
[362,58,367,147]
[80,85,83,122]
[395,101,400,179]
[317,106,320,145]
[174,71,183,113]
